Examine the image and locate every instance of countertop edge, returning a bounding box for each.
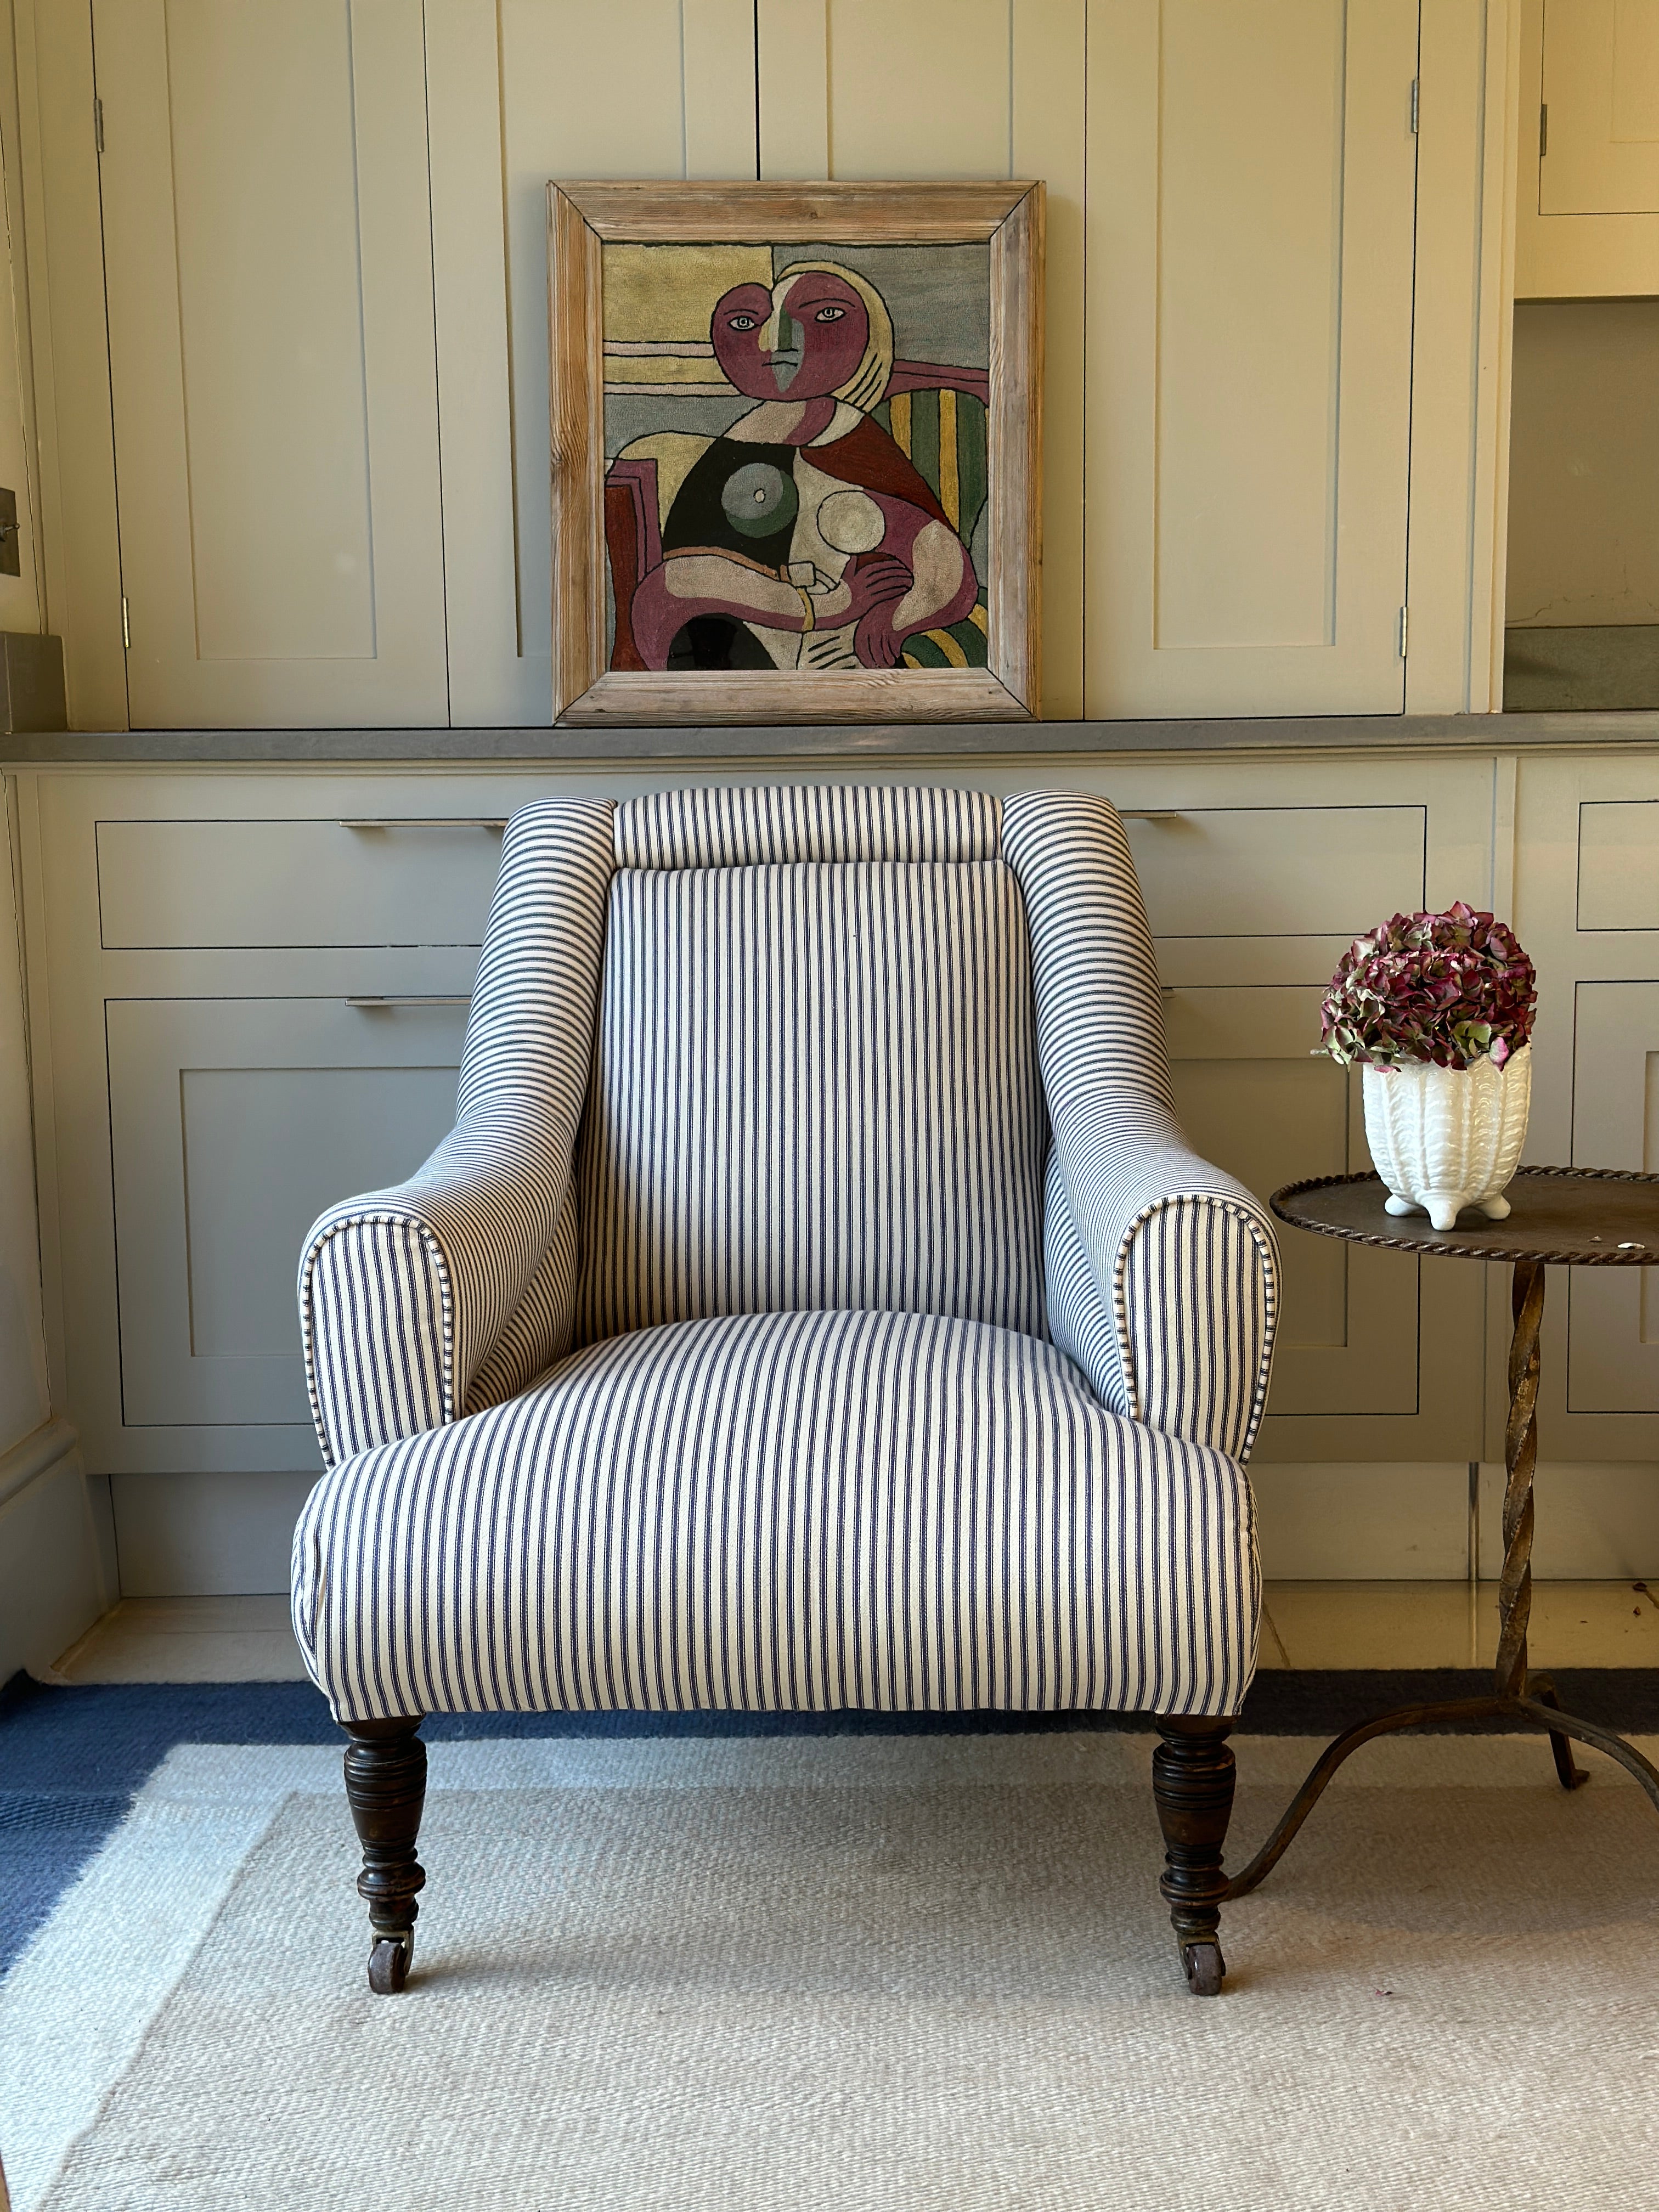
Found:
[5,710,1659,766]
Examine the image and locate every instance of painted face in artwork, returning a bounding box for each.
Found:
[708,281,774,396]
[710,270,871,400]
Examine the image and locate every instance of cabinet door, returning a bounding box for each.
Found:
[423,0,757,725]
[1518,0,1659,296]
[93,0,448,726]
[1541,0,1659,214]
[1085,0,1419,716]
[107,998,467,1437]
[1567,981,1659,1414]
[753,0,1088,718]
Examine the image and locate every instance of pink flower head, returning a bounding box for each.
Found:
[1316,904,1536,1071]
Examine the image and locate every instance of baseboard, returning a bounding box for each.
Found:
[1478,1462,1659,1579]
[1250,1462,1472,1579]
[110,1470,317,1595]
[0,1418,108,1677]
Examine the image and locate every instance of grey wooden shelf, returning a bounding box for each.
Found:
[7,709,1659,766]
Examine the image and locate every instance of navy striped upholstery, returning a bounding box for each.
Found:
[293,1308,1259,1722]
[615,782,999,869]
[1002,792,1278,1460]
[298,800,613,1464]
[574,857,1047,1344]
[295,782,1279,1722]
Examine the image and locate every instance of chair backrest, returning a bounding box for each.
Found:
[453,785,1174,1407]
[571,786,1050,1346]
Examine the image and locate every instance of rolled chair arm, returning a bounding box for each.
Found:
[1046,1096,1279,1462]
[1001,790,1280,1463]
[300,795,617,1468]
[299,1115,573,1467]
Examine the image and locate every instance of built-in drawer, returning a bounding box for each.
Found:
[96,816,506,949]
[1122,804,1426,939]
[1577,801,1659,930]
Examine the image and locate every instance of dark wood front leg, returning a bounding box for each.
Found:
[342,1717,427,1995]
[1153,1716,1237,1996]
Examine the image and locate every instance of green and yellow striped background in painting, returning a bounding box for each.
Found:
[872,387,990,668]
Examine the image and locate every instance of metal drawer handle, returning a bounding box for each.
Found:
[338,817,507,832]
[346,995,473,1009]
[1120,809,1184,822]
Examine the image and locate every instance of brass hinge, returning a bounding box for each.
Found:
[121,595,129,650]
[1398,606,1409,659]
[1540,103,1548,159]
[94,96,104,155]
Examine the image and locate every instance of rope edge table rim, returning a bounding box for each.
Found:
[1268,1166,1659,1266]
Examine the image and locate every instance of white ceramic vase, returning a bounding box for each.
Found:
[1361,1045,1532,1233]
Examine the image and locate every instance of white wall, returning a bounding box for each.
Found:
[1506,298,1659,628]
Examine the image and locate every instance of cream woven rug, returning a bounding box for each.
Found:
[11,1733,1659,2210]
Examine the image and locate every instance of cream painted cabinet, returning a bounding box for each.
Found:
[77,0,1427,730]
[422,0,1088,723]
[16,773,570,1536]
[92,0,449,726]
[1084,0,1420,716]
[108,997,467,1434]
[18,755,1514,1592]
[1110,768,1497,1464]
[1568,982,1659,1414]
[1512,757,1659,1461]
[1518,0,1659,295]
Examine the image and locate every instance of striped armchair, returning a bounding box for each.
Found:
[293,786,1279,1998]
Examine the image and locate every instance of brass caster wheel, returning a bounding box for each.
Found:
[1181,1940,1225,1997]
[368,1933,413,1995]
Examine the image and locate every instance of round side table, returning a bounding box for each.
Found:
[1229,1165,1659,1903]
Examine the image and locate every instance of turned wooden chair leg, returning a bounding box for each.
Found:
[1152,1715,1237,1997]
[341,1717,427,1995]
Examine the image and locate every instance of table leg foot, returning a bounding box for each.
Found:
[1526,1672,1590,1791]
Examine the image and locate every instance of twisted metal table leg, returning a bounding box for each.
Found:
[1498,1260,1586,1788]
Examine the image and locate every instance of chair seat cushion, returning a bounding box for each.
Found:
[292,1309,1258,1724]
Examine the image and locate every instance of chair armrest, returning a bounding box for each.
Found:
[299,1113,571,1467]
[1046,1096,1279,1461]
[300,795,616,1467]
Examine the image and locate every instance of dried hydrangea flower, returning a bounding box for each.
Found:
[1316,902,1536,1071]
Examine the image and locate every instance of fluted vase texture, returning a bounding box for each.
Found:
[1362,1045,1532,1233]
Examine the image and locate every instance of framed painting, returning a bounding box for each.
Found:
[548,180,1043,726]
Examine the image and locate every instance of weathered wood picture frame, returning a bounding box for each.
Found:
[549,179,1043,726]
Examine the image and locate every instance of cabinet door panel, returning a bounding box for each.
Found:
[424,0,757,725]
[1541,0,1659,215]
[1577,800,1659,929]
[1567,981,1659,1413]
[1166,987,1419,1416]
[1518,0,1659,297]
[94,0,447,726]
[108,999,466,1428]
[1086,0,1418,714]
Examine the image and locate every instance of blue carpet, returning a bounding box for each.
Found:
[6,1667,1658,1980]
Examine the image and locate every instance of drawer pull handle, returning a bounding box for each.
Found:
[338,817,507,832]
[1120,809,1184,822]
[346,995,473,1009]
